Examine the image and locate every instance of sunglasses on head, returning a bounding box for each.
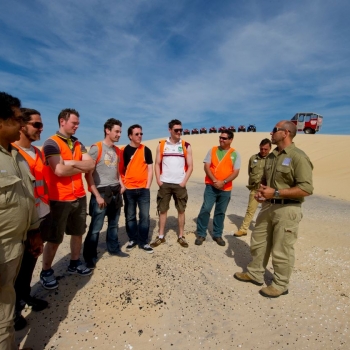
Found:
[173,128,183,133]
[28,122,43,129]
[272,127,290,133]
[219,136,228,140]
[134,132,143,136]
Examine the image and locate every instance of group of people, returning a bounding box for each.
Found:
[0,91,313,350]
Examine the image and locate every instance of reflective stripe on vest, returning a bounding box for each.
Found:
[43,135,85,201]
[121,145,148,189]
[12,144,49,206]
[205,146,235,191]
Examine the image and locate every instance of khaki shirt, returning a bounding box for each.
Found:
[247,153,267,190]
[0,145,40,264]
[263,143,313,202]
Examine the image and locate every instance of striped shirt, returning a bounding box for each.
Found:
[160,138,189,184]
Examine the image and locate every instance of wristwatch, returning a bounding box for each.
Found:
[223,179,227,184]
[274,189,280,198]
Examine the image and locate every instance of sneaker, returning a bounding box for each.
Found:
[40,268,58,290]
[67,261,92,276]
[150,236,166,248]
[195,236,205,246]
[85,261,96,269]
[140,244,154,254]
[213,236,226,246]
[109,251,130,258]
[126,241,138,251]
[25,296,48,312]
[177,236,189,248]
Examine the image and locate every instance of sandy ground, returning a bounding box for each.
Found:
[16,133,350,349]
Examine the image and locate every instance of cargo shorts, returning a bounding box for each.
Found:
[47,197,87,244]
[157,182,188,213]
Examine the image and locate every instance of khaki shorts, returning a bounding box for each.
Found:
[157,183,188,213]
[47,197,87,244]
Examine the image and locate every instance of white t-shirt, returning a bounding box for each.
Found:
[160,138,188,184]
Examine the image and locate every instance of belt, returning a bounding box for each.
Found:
[267,199,301,204]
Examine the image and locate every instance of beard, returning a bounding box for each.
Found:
[22,127,40,142]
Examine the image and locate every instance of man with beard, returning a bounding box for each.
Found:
[12,108,50,330]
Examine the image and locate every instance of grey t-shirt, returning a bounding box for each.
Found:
[89,143,120,188]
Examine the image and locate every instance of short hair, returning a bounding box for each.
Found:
[260,138,271,147]
[282,120,297,138]
[20,108,41,121]
[128,124,142,137]
[168,119,182,129]
[221,129,234,139]
[104,118,122,136]
[0,92,21,120]
[58,108,79,126]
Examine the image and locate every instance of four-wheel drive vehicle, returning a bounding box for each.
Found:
[200,127,207,134]
[183,129,190,135]
[218,126,226,132]
[247,124,256,132]
[291,112,323,134]
[209,126,217,133]
[191,128,199,134]
[238,125,246,132]
[228,125,236,133]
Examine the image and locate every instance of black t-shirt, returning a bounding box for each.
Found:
[123,144,153,169]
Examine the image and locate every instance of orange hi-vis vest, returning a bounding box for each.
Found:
[88,141,121,192]
[205,146,235,191]
[12,144,49,207]
[120,145,148,189]
[159,139,188,173]
[43,135,86,201]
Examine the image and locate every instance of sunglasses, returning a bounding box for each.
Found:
[272,127,288,133]
[28,122,44,129]
[134,133,143,136]
[219,136,229,140]
[173,128,183,133]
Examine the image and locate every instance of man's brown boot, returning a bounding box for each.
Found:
[259,285,288,298]
[234,272,263,286]
[234,230,247,237]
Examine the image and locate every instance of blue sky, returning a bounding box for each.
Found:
[1,0,350,145]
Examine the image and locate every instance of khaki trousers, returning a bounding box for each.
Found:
[247,202,302,291]
[239,189,259,233]
[0,256,22,350]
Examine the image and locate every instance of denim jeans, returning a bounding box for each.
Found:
[123,188,150,246]
[196,185,231,238]
[83,193,121,263]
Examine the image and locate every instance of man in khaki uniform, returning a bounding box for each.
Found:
[0,92,40,350]
[234,120,313,298]
[234,139,271,237]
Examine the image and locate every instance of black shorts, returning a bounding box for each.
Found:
[47,197,87,244]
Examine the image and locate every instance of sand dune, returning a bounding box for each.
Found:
[142,132,350,201]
